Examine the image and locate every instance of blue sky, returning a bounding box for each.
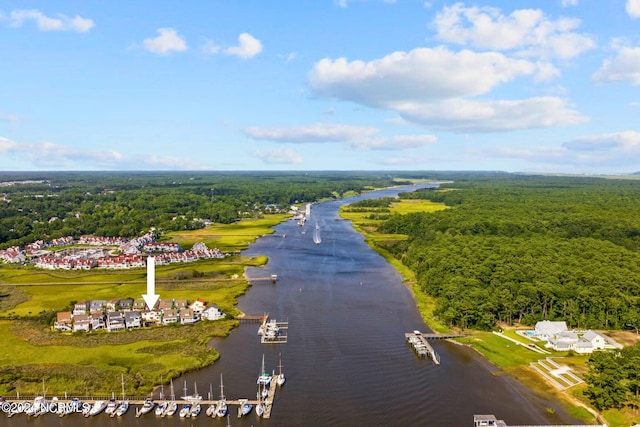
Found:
[1,1,639,173]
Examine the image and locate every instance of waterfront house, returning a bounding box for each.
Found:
[546,331,579,351]
[72,314,91,332]
[106,311,126,332]
[73,301,89,316]
[90,313,105,330]
[202,305,225,321]
[162,309,179,324]
[141,309,161,326]
[179,308,198,324]
[54,312,72,331]
[124,311,142,329]
[189,298,206,314]
[533,320,567,340]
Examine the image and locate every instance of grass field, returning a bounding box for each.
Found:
[166,214,290,251]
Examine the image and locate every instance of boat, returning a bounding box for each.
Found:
[215,374,228,418]
[115,400,129,417]
[155,400,168,416]
[87,400,107,417]
[179,403,191,418]
[277,353,286,386]
[105,397,118,416]
[238,398,252,417]
[190,402,201,417]
[113,374,128,417]
[206,402,217,417]
[136,398,155,417]
[257,354,272,386]
[164,400,177,417]
[255,387,266,418]
[313,227,321,244]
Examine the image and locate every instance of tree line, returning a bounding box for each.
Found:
[371,174,640,332]
[0,171,405,249]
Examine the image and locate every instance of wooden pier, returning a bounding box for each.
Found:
[473,414,606,427]
[405,331,465,364]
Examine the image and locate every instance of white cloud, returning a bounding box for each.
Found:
[309,47,539,106]
[593,46,640,84]
[244,123,378,143]
[254,148,303,165]
[396,97,585,132]
[143,28,188,55]
[0,136,206,170]
[561,0,578,6]
[245,123,437,151]
[433,3,595,59]
[490,131,640,170]
[8,9,93,32]
[202,39,221,55]
[308,47,583,132]
[627,0,640,18]
[563,131,640,151]
[224,33,262,59]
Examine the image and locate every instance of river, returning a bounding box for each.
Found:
[3,184,582,427]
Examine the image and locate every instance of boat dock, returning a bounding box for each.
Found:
[405,331,466,364]
[258,316,288,344]
[1,381,279,419]
[473,414,607,427]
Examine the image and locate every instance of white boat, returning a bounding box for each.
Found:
[25,396,44,416]
[179,403,191,418]
[277,353,286,386]
[206,403,217,417]
[155,401,168,416]
[87,400,107,417]
[105,397,118,416]
[115,400,129,417]
[136,398,155,417]
[257,354,272,386]
[190,402,201,417]
[164,400,177,417]
[215,374,227,418]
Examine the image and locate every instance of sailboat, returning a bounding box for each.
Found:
[277,353,286,386]
[257,354,272,387]
[105,393,118,416]
[215,374,228,418]
[205,383,217,417]
[163,379,177,416]
[114,374,129,417]
[255,383,266,418]
[155,379,167,415]
[238,398,252,417]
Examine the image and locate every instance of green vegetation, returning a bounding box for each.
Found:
[0,171,407,249]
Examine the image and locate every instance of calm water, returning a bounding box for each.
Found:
[2,185,582,427]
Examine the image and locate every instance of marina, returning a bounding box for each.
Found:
[257,316,288,344]
[1,380,280,419]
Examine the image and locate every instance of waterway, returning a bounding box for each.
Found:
[3,184,583,427]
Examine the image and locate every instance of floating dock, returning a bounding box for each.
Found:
[258,316,288,344]
[405,331,466,364]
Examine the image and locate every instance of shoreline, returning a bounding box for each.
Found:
[338,200,603,426]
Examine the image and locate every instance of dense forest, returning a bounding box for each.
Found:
[370,174,640,331]
[0,171,406,249]
[584,343,640,410]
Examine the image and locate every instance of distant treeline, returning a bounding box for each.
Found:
[0,171,411,249]
[376,175,640,331]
